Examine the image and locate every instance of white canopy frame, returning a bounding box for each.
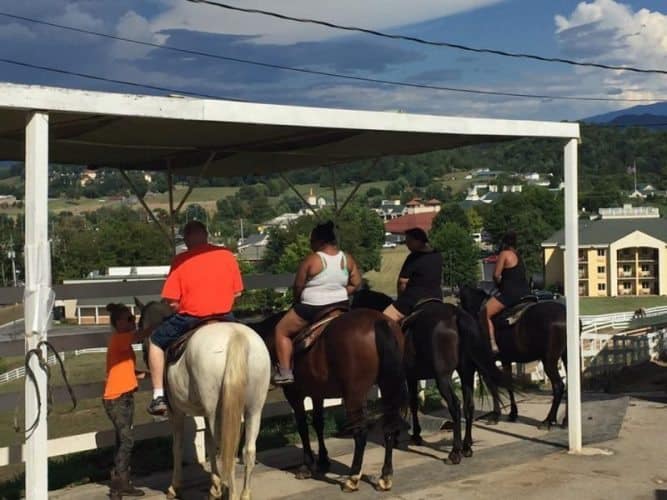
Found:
[0,83,581,500]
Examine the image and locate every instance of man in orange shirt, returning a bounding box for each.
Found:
[103,303,149,499]
[147,221,244,415]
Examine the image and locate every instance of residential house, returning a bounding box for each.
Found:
[384,198,441,235]
[237,233,270,263]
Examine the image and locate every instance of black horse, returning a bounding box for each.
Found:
[352,289,510,463]
[458,285,568,429]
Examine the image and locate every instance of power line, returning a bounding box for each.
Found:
[2,11,667,104]
[0,57,246,101]
[185,0,667,76]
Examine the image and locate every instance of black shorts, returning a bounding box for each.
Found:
[293,301,349,322]
[494,292,521,307]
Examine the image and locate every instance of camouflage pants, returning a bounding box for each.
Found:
[103,392,135,474]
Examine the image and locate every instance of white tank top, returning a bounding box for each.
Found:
[300,251,350,306]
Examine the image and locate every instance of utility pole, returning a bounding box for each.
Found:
[240,218,245,243]
[7,238,16,287]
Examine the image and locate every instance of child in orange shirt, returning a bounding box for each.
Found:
[103,303,148,499]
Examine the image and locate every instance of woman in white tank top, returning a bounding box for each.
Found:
[273,221,362,384]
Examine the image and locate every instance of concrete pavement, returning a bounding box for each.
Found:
[49,392,667,500]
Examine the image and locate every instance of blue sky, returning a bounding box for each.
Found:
[0,0,665,121]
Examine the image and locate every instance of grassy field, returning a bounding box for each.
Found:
[0,181,394,218]
[364,246,409,296]
[579,296,667,315]
[0,305,22,325]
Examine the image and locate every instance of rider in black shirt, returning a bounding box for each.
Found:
[383,228,443,322]
[484,231,530,353]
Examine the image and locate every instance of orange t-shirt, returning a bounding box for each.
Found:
[161,243,244,317]
[103,331,138,400]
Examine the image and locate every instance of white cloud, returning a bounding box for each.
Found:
[554,0,667,108]
[151,0,505,45]
[0,22,37,40]
[112,11,168,60]
[50,2,105,31]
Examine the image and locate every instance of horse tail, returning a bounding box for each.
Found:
[456,308,512,393]
[374,319,408,431]
[220,330,249,486]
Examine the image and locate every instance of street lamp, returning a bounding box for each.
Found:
[7,249,16,287]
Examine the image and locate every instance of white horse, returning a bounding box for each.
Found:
[136,300,271,500]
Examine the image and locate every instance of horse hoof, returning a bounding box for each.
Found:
[166,486,180,499]
[486,415,500,426]
[342,478,360,493]
[410,434,424,446]
[317,460,331,474]
[295,466,313,480]
[463,447,473,458]
[448,451,462,465]
[376,476,393,491]
[440,420,454,431]
[538,420,554,431]
[561,418,568,428]
[508,413,518,423]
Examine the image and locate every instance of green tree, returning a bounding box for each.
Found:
[481,187,561,275]
[275,235,311,273]
[430,223,479,288]
[432,202,471,233]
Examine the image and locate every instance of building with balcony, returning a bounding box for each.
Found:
[542,205,667,297]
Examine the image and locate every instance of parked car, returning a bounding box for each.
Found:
[382,241,397,248]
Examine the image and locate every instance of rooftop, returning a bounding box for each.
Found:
[384,212,438,234]
[543,217,667,247]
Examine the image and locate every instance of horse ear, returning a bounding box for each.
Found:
[134,297,144,310]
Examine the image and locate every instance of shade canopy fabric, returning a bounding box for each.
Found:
[0,83,579,177]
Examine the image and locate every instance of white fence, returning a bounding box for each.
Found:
[581,305,667,334]
[0,353,65,385]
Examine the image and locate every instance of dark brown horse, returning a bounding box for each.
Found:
[351,290,510,463]
[458,285,567,429]
[249,308,407,492]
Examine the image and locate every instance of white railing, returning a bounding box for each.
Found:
[0,353,65,385]
[72,345,144,356]
[0,390,374,467]
[580,305,667,334]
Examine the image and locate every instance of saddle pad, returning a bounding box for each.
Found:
[165,315,233,365]
[293,310,345,355]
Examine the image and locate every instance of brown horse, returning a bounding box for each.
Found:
[459,285,568,429]
[249,308,407,493]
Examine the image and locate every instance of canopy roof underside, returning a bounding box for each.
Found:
[0,83,580,177]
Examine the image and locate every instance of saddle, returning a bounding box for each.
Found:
[165,314,235,365]
[292,304,349,355]
[492,296,539,330]
[400,297,443,329]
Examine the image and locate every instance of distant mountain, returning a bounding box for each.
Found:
[585,102,667,129]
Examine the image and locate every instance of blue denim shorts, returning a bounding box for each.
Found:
[150,314,200,350]
[150,313,235,350]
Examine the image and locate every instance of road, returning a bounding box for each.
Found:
[0,319,106,343]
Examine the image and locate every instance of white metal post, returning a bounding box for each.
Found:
[24,111,51,499]
[564,138,582,453]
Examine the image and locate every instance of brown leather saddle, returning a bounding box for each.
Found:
[165,314,235,365]
[293,304,349,355]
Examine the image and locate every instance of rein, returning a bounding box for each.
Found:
[14,340,77,437]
